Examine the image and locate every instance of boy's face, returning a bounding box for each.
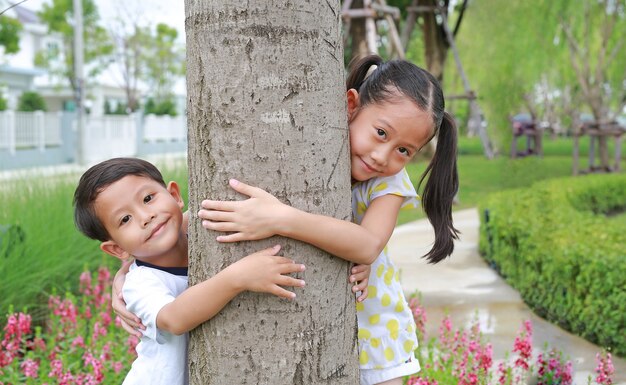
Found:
[96,175,185,265]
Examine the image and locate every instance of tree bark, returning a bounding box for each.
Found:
[185,1,359,384]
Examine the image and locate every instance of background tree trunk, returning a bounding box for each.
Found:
[185,1,359,384]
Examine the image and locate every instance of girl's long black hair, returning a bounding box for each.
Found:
[346,55,459,264]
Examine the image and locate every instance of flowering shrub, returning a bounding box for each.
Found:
[405,294,614,385]
[0,267,138,384]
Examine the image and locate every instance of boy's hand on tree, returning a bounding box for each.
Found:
[229,245,305,299]
[350,263,371,303]
[198,179,288,242]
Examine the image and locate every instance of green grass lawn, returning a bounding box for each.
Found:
[1,136,623,322]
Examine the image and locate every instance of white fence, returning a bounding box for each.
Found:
[0,111,62,154]
[0,111,187,162]
[82,115,137,164]
[143,114,187,142]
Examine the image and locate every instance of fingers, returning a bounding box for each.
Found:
[199,200,237,213]
[118,317,143,338]
[356,288,368,303]
[229,179,265,198]
[276,274,306,288]
[198,208,236,223]
[269,286,298,300]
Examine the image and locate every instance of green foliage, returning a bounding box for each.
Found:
[0,15,22,55]
[37,0,113,90]
[0,160,188,324]
[145,23,185,101]
[144,97,178,116]
[479,173,626,355]
[450,0,625,149]
[17,92,47,112]
[0,95,7,111]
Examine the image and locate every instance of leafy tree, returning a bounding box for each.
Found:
[452,0,574,148]
[17,91,47,112]
[0,15,22,55]
[35,0,113,101]
[106,5,153,112]
[145,23,185,102]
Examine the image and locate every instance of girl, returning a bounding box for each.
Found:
[198,54,459,385]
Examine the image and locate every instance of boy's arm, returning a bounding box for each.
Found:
[157,245,305,335]
[199,179,403,265]
[112,259,145,337]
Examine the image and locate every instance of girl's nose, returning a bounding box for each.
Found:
[371,147,388,166]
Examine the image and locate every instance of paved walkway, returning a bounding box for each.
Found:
[389,208,625,384]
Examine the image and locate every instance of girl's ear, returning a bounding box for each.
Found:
[346,89,360,120]
[167,181,184,209]
[101,241,131,261]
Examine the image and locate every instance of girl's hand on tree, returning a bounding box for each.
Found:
[229,245,306,299]
[350,263,371,302]
[112,260,145,337]
[198,179,288,242]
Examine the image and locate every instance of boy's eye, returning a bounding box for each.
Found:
[376,128,386,138]
[121,215,131,224]
[144,194,153,204]
[399,147,410,156]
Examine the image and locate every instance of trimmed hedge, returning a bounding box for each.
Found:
[479,173,626,356]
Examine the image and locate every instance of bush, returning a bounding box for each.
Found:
[479,173,626,356]
[0,96,7,111]
[17,91,47,112]
[144,97,177,116]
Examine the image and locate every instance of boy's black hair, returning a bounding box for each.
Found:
[347,55,460,264]
[73,157,166,242]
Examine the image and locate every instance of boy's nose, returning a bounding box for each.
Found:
[141,210,156,227]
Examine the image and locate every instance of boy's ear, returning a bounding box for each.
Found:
[166,181,184,209]
[100,241,130,261]
[346,88,360,120]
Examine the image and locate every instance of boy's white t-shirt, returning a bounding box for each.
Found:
[122,261,189,385]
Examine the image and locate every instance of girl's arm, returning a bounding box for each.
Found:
[199,179,404,265]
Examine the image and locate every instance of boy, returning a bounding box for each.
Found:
[73,157,305,385]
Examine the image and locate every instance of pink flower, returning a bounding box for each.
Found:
[72,335,85,348]
[595,352,615,385]
[512,320,532,371]
[20,358,39,378]
[112,361,124,374]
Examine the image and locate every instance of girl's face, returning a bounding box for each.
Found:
[347,89,433,182]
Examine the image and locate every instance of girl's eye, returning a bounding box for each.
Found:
[376,128,386,138]
[399,147,410,157]
[144,194,153,204]
[121,215,131,225]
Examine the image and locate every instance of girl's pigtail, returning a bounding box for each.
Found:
[346,54,384,92]
[417,111,460,264]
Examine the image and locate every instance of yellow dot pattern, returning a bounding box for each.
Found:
[351,169,420,370]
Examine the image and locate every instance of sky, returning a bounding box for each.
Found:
[20,0,186,40]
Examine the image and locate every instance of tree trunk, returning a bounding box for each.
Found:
[185,1,359,384]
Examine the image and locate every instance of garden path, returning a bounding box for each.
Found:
[389,208,625,384]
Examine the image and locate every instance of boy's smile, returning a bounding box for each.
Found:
[96,175,187,267]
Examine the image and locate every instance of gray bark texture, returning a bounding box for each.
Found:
[184,1,359,384]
